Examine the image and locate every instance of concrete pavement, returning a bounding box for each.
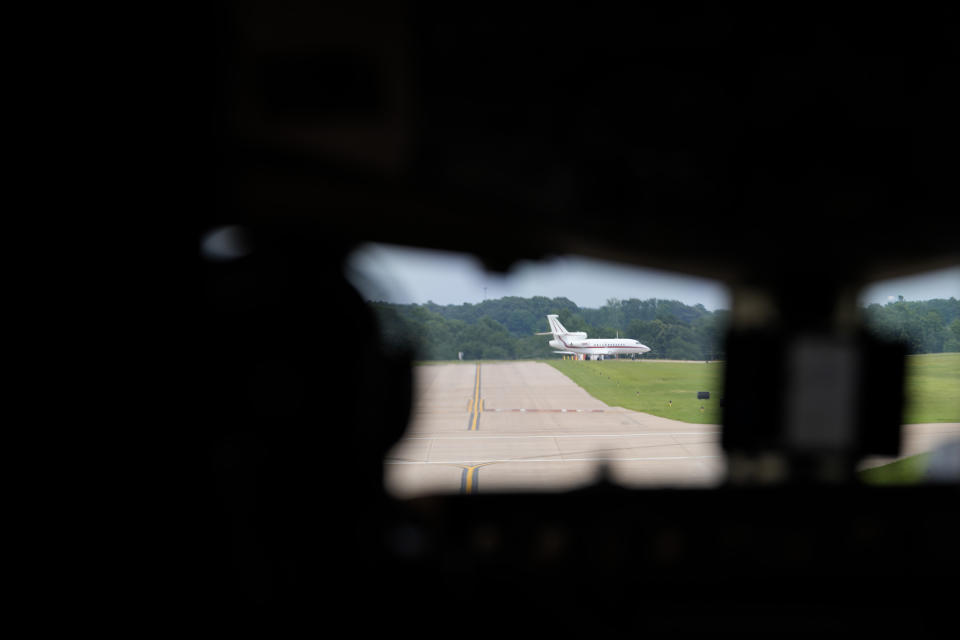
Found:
[385,361,724,497]
[384,361,960,496]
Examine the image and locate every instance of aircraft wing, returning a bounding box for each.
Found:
[552,350,576,355]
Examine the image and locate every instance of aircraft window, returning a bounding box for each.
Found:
[857,266,960,482]
[347,245,959,496]
[347,243,732,497]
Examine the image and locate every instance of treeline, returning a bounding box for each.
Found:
[371,296,960,361]
[371,296,728,361]
[863,298,960,354]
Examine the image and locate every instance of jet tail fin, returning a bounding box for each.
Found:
[546,314,570,336]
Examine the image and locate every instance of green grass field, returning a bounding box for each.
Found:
[903,353,960,424]
[545,360,725,424]
[859,453,932,485]
[546,352,959,425]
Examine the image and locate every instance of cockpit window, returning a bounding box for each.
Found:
[347,246,959,496]
[857,267,960,483]
[348,244,731,497]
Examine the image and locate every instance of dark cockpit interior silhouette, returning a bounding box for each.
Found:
[186,5,959,632]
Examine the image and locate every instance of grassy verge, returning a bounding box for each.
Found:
[903,353,960,423]
[545,359,724,424]
[859,453,931,485]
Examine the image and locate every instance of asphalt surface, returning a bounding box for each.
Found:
[385,361,724,497]
[385,361,960,496]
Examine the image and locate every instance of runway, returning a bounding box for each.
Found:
[385,361,960,497]
[384,361,724,497]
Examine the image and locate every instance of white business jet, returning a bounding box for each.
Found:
[537,314,651,359]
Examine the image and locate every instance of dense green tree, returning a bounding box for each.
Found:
[370,296,957,360]
[946,318,960,353]
[863,298,959,354]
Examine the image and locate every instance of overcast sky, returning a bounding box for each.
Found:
[859,266,960,306]
[347,243,958,311]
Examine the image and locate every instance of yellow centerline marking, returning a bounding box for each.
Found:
[469,363,481,431]
[464,465,478,493]
[460,462,493,494]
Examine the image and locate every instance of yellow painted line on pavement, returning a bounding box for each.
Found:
[469,363,482,431]
[464,465,479,493]
[460,462,493,494]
